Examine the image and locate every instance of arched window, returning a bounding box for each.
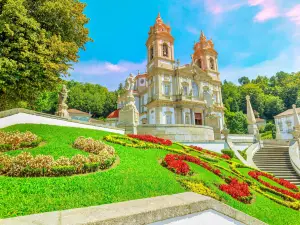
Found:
[197,59,202,69]
[150,46,154,60]
[192,82,199,97]
[162,43,169,57]
[209,57,215,70]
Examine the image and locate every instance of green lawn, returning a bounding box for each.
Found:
[0,124,300,225]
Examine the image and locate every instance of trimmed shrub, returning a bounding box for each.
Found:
[0,131,41,150]
[221,149,235,159]
[51,166,76,176]
[1,137,117,177]
[238,150,247,160]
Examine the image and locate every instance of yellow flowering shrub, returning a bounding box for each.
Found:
[180,180,220,200]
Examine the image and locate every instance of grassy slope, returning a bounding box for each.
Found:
[0,124,299,225]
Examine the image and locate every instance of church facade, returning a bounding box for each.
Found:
[107,13,225,140]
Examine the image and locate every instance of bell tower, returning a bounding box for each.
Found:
[192,31,219,78]
[146,13,175,70]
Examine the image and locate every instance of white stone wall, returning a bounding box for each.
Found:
[0,113,124,134]
[275,113,300,139]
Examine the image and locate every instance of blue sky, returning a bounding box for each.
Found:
[70,0,300,90]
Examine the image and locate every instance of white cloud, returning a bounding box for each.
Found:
[220,46,300,82]
[186,26,199,35]
[69,60,147,90]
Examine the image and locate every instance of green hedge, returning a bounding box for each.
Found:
[221,149,235,158]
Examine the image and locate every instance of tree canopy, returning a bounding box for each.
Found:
[223,71,300,134]
[0,0,91,110]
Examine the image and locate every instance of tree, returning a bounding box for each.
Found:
[238,76,250,85]
[118,83,124,91]
[240,83,265,116]
[0,0,90,110]
[222,82,241,112]
[225,110,248,134]
[263,95,285,119]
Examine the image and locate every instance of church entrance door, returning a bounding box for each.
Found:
[195,113,202,125]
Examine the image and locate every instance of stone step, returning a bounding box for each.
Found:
[255,164,293,167]
[255,152,289,155]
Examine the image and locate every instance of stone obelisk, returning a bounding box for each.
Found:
[246,95,258,135]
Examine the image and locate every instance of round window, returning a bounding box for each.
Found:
[140,79,145,85]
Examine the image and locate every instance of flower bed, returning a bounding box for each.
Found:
[219,178,252,203]
[162,154,221,177]
[248,171,300,199]
[189,145,222,158]
[0,131,42,151]
[221,154,231,160]
[0,137,117,177]
[127,134,172,146]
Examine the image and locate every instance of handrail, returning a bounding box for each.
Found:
[289,140,300,176]
[0,108,125,131]
[245,142,260,169]
[227,138,250,166]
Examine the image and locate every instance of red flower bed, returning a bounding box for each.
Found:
[128,134,172,146]
[190,145,203,151]
[248,171,300,199]
[221,154,231,160]
[190,145,221,158]
[163,154,221,177]
[164,154,190,175]
[219,178,252,203]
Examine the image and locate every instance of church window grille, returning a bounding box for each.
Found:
[162,43,169,57]
[209,57,215,70]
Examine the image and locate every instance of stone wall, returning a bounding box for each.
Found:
[137,124,214,142]
[0,108,125,134]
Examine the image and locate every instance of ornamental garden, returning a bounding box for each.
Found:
[1,124,300,225]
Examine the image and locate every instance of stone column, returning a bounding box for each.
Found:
[292,104,300,139]
[190,108,195,125]
[246,95,259,135]
[181,108,185,124]
[155,107,162,124]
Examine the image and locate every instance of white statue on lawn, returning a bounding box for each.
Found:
[56,85,70,119]
[119,74,139,134]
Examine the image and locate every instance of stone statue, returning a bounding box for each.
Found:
[125,73,135,94]
[56,85,70,119]
[119,74,139,134]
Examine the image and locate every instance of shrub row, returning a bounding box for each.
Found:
[0,137,116,177]
[221,149,235,159]
[0,131,42,151]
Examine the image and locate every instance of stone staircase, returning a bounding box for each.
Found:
[253,144,300,186]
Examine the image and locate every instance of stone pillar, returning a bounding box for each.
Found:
[246,95,259,135]
[190,108,195,125]
[155,107,161,124]
[292,104,300,140]
[181,108,185,124]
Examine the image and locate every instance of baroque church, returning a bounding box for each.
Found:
[107,13,225,140]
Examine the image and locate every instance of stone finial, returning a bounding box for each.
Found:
[156,12,163,24]
[292,104,300,127]
[246,95,256,125]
